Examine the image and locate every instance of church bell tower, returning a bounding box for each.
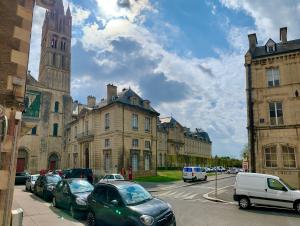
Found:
[38,0,72,94]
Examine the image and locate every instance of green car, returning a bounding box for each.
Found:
[52,178,94,219]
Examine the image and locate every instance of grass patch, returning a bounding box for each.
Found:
[134,170,182,183]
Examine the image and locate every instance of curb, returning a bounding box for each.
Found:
[202,185,237,205]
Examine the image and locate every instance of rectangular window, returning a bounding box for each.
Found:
[282,146,296,168]
[54,101,59,112]
[269,102,283,125]
[132,153,138,171]
[104,152,111,172]
[53,123,58,137]
[264,146,277,167]
[52,53,56,66]
[145,117,150,132]
[145,141,151,150]
[105,113,110,129]
[145,154,150,171]
[31,126,37,135]
[267,68,280,87]
[61,55,65,68]
[105,139,110,148]
[132,139,139,148]
[132,113,138,130]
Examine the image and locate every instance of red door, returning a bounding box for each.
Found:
[49,161,56,170]
[16,158,25,172]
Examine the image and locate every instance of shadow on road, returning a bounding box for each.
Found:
[243,206,300,218]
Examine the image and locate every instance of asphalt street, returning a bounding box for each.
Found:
[13,176,300,226]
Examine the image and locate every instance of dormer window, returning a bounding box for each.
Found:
[266,38,276,53]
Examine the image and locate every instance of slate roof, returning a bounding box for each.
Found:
[252,39,300,59]
[96,88,159,115]
[184,127,211,143]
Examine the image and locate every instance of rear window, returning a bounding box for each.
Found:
[194,168,201,172]
[183,167,192,172]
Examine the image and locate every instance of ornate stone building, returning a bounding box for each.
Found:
[66,85,159,178]
[246,27,300,188]
[18,0,72,173]
[157,117,212,167]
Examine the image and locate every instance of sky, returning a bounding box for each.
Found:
[28,0,300,158]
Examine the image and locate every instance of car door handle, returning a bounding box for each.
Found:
[91,199,96,203]
[265,189,267,192]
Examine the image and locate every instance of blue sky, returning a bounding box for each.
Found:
[29,0,300,158]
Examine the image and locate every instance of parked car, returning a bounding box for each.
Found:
[86,181,176,226]
[34,174,62,201]
[15,172,30,185]
[99,174,125,182]
[61,169,71,178]
[52,178,94,219]
[64,168,94,184]
[25,174,39,192]
[234,172,300,213]
[182,166,207,182]
[226,168,239,174]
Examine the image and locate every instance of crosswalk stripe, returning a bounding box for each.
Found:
[174,192,186,198]
[183,193,198,200]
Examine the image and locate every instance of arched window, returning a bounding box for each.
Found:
[54,101,59,112]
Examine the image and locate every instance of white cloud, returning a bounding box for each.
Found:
[71,4,91,26]
[220,0,300,43]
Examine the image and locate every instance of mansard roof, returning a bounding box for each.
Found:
[96,88,159,115]
[252,39,300,59]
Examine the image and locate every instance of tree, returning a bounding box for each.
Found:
[241,144,249,159]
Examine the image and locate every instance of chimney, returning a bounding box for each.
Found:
[87,96,96,108]
[248,33,257,53]
[107,84,117,104]
[280,27,287,43]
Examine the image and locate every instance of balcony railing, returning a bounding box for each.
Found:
[76,130,94,142]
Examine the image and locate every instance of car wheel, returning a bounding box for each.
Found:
[204,175,207,181]
[87,212,96,226]
[70,205,76,219]
[52,197,57,208]
[295,201,300,214]
[183,179,187,182]
[239,197,250,209]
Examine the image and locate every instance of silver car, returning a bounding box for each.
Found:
[25,174,39,192]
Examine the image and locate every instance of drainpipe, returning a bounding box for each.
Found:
[247,63,256,173]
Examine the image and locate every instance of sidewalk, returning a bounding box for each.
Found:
[140,173,236,192]
[12,186,84,226]
[203,184,236,204]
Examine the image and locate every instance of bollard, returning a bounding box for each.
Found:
[11,208,23,226]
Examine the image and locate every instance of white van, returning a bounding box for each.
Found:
[234,172,300,213]
[182,166,207,182]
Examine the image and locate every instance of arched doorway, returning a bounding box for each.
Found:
[48,153,59,170]
[85,148,89,168]
[17,148,29,172]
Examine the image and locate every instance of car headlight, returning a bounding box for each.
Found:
[47,185,54,191]
[76,197,87,206]
[140,215,154,226]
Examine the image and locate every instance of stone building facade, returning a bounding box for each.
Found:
[66,85,159,178]
[0,0,35,224]
[157,117,212,168]
[18,0,72,173]
[246,27,300,188]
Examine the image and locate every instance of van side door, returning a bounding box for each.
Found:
[266,178,292,208]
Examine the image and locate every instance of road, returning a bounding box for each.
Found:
[154,176,300,226]
[13,176,300,226]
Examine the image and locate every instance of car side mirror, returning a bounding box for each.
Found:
[111,200,119,206]
[282,187,288,192]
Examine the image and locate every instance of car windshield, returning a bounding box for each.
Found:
[46,175,61,183]
[280,178,295,190]
[119,184,152,205]
[115,175,124,180]
[32,176,38,181]
[69,180,94,193]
